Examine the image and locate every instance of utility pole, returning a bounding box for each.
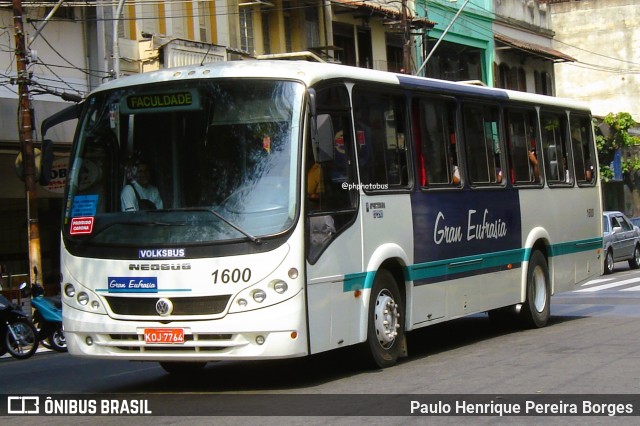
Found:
[13,0,43,287]
[401,0,411,74]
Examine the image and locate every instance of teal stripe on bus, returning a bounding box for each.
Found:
[549,237,603,257]
[408,248,524,282]
[340,237,602,292]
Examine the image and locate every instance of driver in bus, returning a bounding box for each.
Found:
[121,162,163,212]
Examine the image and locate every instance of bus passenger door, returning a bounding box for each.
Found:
[305,105,363,355]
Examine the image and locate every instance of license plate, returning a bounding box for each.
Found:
[143,328,185,344]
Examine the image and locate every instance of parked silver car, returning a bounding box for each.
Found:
[603,211,640,274]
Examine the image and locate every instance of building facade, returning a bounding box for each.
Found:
[548,0,640,120]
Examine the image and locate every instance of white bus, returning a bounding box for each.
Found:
[60,60,602,373]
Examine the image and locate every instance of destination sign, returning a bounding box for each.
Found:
[127,92,193,110]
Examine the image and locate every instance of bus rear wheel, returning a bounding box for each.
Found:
[520,250,550,328]
[363,269,404,369]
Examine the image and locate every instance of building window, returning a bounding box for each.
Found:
[283,0,292,52]
[424,40,483,82]
[535,71,554,96]
[240,8,254,54]
[518,67,527,91]
[498,63,511,89]
[304,2,320,48]
[197,1,209,41]
[262,11,271,54]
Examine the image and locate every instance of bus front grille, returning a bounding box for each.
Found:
[102,332,241,354]
[104,295,231,316]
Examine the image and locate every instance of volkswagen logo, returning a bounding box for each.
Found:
[155,298,173,316]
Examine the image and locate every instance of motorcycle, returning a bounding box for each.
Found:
[0,292,39,359]
[19,270,66,352]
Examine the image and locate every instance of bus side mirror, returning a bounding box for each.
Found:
[315,114,334,163]
[14,139,53,185]
[39,139,54,186]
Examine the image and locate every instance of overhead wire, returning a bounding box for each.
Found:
[3,0,638,100]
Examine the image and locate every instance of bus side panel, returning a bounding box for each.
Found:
[519,185,602,296]
[360,193,413,330]
[409,189,524,322]
[306,224,364,355]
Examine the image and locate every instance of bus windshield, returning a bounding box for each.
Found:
[63,79,304,246]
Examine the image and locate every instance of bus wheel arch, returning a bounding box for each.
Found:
[362,267,406,369]
[520,249,551,328]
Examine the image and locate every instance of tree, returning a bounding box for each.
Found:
[596,112,640,214]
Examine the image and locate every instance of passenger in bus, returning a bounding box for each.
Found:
[307,160,336,257]
[449,145,460,185]
[121,162,163,212]
[495,154,503,184]
[585,159,595,182]
[307,161,324,203]
[528,149,540,182]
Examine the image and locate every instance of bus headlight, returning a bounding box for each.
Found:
[61,281,107,314]
[64,283,76,297]
[252,289,267,303]
[271,280,288,294]
[77,292,89,306]
[229,274,299,313]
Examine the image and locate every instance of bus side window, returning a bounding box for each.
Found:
[307,85,358,263]
[506,108,541,185]
[570,114,596,185]
[352,89,410,189]
[540,111,572,185]
[414,98,459,187]
[462,103,502,185]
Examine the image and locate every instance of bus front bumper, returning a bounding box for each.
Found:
[63,290,308,362]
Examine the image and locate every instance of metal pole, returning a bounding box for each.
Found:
[416,0,471,76]
[13,0,43,287]
[113,0,126,78]
[401,0,411,73]
[27,0,66,49]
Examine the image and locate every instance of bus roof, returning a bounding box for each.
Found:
[93,60,591,112]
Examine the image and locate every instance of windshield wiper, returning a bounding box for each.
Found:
[170,207,262,245]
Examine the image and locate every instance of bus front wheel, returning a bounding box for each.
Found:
[520,250,550,328]
[363,269,405,369]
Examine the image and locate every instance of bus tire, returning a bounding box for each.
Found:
[363,269,404,369]
[159,361,207,375]
[629,245,640,269]
[604,249,614,275]
[520,250,550,328]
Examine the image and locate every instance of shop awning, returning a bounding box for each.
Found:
[495,33,575,63]
[331,0,436,30]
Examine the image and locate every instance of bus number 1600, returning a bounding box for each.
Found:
[212,268,252,284]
